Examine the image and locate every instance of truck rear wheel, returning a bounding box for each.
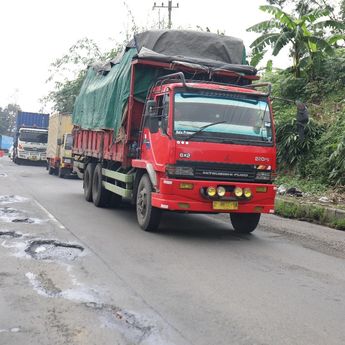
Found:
[92,164,110,207]
[48,160,55,175]
[136,174,161,232]
[83,163,95,202]
[230,212,261,233]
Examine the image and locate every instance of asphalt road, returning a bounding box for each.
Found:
[0,156,344,345]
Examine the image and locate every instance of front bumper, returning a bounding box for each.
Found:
[18,151,46,161]
[151,178,276,213]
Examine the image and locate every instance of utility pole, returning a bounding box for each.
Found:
[153,1,179,29]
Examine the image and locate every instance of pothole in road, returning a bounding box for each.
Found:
[0,231,22,238]
[25,272,62,297]
[25,240,84,261]
[0,195,28,204]
[84,302,153,342]
[0,207,18,215]
[0,207,37,224]
[0,173,7,177]
[11,217,34,223]
[0,206,42,224]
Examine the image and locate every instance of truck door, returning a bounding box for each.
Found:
[141,95,172,168]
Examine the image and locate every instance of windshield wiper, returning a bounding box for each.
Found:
[184,121,226,140]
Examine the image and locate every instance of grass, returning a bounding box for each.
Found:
[275,198,345,230]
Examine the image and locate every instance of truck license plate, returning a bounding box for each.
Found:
[30,156,37,160]
[212,201,238,210]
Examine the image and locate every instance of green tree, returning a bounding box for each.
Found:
[0,104,21,136]
[42,38,122,113]
[247,5,344,77]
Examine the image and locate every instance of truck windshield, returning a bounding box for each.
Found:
[19,131,48,143]
[65,134,73,150]
[174,92,273,145]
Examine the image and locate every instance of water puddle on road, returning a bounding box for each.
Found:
[25,240,84,261]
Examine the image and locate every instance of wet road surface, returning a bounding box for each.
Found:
[0,156,344,345]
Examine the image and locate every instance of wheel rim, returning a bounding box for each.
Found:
[137,186,148,220]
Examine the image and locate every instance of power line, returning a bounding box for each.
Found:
[153,1,179,29]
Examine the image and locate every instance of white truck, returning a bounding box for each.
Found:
[13,112,49,164]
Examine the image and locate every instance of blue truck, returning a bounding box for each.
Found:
[13,111,49,164]
[0,135,13,152]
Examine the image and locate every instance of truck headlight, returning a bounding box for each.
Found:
[234,187,243,197]
[216,186,226,197]
[243,188,252,198]
[166,165,194,177]
[206,186,217,197]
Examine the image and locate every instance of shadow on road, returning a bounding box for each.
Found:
[111,203,256,242]
[159,212,254,241]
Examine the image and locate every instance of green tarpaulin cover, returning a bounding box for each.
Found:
[73,30,252,132]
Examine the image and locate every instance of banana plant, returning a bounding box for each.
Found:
[247,5,345,77]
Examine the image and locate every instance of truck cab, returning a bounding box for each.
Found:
[14,127,48,163]
[55,133,73,177]
[132,76,276,231]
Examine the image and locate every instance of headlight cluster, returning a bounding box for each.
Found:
[206,186,226,197]
[205,185,252,199]
[166,165,194,177]
[234,187,252,199]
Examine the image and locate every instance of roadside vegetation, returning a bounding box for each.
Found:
[248,0,345,198]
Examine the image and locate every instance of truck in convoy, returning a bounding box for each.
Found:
[0,134,13,152]
[72,30,276,233]
[13,111,49,164]
[47,113,74,177]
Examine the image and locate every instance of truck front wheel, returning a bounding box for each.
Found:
[136,174,161,232]
[230,212,261,233]
[48,165,54,175]
[92,164,110,207]
[83,163,95,202]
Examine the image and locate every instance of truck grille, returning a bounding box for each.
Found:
[176,161,256,182]
[23,147,46,152]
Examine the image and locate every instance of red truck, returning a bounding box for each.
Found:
[72,30,276,233]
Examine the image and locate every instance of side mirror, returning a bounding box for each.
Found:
[57,138,62,146]
[145,100,159,133]
[296,101,309,140]
[146,100,157,116]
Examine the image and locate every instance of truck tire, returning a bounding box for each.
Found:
[136,174,161,232]
[110,194,122,208]
[229,212,261,233]
[83,163,96,202]
[48,166,54,175]
[92,164,110,207]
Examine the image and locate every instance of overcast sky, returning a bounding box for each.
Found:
[0,0,288,112]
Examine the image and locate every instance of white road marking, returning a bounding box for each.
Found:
[33,199,66,230]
